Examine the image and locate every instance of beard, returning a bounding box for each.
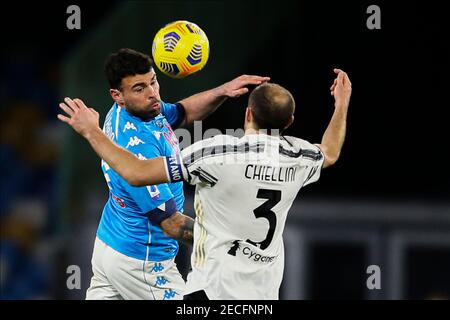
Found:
[125,100,160,121]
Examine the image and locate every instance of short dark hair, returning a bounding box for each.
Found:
[248,83,295,130]
[104,48,153,89]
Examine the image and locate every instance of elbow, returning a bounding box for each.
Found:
[123,169,145,186]
[325,159,337,168]
[160,213,194,245]
[318,144,340,168]
[183,114,193,126]
[127,177,142,187]
[327,155,339,166]
[323,152,340,168]
[160,215,183,239]
[162,227,179,240]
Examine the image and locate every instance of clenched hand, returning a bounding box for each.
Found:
[330,69,352,109]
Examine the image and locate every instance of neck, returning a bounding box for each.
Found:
[244,127,281,136]
[244,127,260,135]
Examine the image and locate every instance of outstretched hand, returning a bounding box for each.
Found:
[219,74,271,98]
[57,97,101,138]
[330,68,352,108]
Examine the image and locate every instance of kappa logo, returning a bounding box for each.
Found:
[126,136,145,148]
[150,263,165,273]
[163,289,177,300]
[123,121,137,132]
[155,276,169,286]
[153,131,162,140]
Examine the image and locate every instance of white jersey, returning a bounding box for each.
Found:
[179,133,324,300]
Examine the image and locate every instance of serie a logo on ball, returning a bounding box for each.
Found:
[152,20,209,78]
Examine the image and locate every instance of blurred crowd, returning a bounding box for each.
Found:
[1,50,63,299]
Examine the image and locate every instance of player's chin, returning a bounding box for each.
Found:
[152,106,161,116]
[146,104,160,117]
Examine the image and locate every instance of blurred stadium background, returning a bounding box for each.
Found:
[1,0,449,299]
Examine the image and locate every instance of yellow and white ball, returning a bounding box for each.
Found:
[152,20,209,78]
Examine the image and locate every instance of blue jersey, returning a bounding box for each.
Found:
[98,101,185,261]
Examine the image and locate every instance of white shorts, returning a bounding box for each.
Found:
[86,237,185,300]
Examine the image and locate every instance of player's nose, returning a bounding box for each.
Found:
[146,85,156,98]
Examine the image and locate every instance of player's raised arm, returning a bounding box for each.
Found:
[178,74,270,126]
[57,97,173,186]
[316,69,352,168]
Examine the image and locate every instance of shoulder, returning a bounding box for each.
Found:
[181,134,238,164]
[281,135,316,149]
[183,134,237,152]
[159,100,180,116]
[160,100,174,109]
[280,135,323,161]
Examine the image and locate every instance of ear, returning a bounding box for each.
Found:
[246,107,253,122]
[110,89,125,106]
[284,115,294,130]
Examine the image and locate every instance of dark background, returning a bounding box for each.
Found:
[1,0,449,300]
[3,0,449,199]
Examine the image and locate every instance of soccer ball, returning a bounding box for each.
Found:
[152,20,209,78]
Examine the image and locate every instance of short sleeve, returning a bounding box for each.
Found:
[179,139,219,187]
[160,101,185,129]
[301,143,325,187]
[146,198,178,225]
[126,180,176,213]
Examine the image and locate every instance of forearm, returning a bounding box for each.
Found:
[177,74,270,125]
[320,104,348,166]
[85,128,169,186]
[160,212,194,246]
[179,86,227,124]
